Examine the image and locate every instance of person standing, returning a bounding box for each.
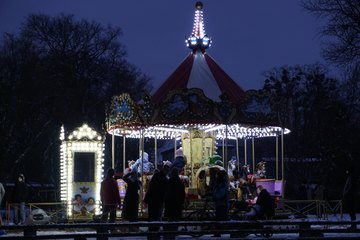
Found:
[144,165,169,240]
[163,168,185,239]
[212,170,229,221]
[100,168,121,223]
[164,168,185,220]
[0,181,5,226]
[212,170,229,237]
[12,174,28,225]
[122,168,141,222]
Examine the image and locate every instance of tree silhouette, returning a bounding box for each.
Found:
[0,14,151,183]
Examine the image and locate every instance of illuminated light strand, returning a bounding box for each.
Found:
[186,3,212,49]
[60,124,104,217]
[108,123,290,140]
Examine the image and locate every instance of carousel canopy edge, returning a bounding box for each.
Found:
[106,92,290,139]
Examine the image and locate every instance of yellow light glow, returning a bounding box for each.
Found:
[60,124,104,217]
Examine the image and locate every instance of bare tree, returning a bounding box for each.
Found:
[0,14,151,183]
[301,0,360,66]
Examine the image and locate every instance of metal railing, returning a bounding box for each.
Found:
[279,199,343,220]
[0,219,359,239]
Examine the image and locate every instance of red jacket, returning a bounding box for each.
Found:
[100,177,121,205]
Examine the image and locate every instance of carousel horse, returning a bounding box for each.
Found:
[256,161,266,178]
[238,164,256,199]
[227,156,237,178]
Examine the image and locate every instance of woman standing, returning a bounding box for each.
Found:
[122,169,141,222]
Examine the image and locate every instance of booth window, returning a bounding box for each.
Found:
[74,152,95,182]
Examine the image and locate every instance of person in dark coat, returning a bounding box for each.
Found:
[246,185,275,219]
[211,170,229,237]
[212,170,229,221]
[144,165,169,240]
[163,168,185,240]
[171,148,186,174]
[164,168,185,220]
[122,168,141,222]
[12,174,28,225]
[100,168,121,222]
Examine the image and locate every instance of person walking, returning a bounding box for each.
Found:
[12,174,28,225]
[164,168,185,240]
[122,168,141,223]
[100,168,121,223]
[144,165,169,240]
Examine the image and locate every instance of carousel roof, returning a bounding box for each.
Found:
[106,2,290,139]
[152,2,245,105]
[152,51,246,105]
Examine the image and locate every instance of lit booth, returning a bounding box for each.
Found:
[59,124,104,220]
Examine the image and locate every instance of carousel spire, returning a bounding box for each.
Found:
[186,1,212,51]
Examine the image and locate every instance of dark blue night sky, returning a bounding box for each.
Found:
[0,0,331,91]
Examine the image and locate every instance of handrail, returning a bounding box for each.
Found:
[1,220,359,239]
[279,199,343,220]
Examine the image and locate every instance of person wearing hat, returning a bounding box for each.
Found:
[12,174,28,225]
[129,151,152,174]
[171,148,186,174]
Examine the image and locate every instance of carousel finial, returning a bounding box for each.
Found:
[186,1,212,51]
[195,1,203,9]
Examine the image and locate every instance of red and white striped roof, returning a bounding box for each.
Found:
[152,2,245,105]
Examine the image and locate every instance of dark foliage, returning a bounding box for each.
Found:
[0,14,151,183]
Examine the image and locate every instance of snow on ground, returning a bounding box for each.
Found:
[1,214,360,239]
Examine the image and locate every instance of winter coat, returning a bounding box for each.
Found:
[256,189,275,217]
[100,176,121,206]
[144,171,168,208]
[164,175,185,219]
[171,156,185,173]
[122,173,141,221]
[12,181,28,203]
[131,152,151,174]
[212,181,228,208]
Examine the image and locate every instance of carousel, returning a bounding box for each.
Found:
[105,1,290,211]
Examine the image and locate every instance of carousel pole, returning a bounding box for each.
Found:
[190,128,193,188]
[174,137,177,159]
[276,135,279,180]
[252,137,255,174]
[154,131,158,169]
[140,129,145,213]
[111,131,115,169]
[244,138,247,166]
[224,124,228,170]
[202,131,205,161]
[281,128,285,199]
[222,138,225,164]
[236,138,239,170]
[123,135,126,173]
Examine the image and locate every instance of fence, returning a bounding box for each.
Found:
[279,199,343,220]
[1,220,359,239]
